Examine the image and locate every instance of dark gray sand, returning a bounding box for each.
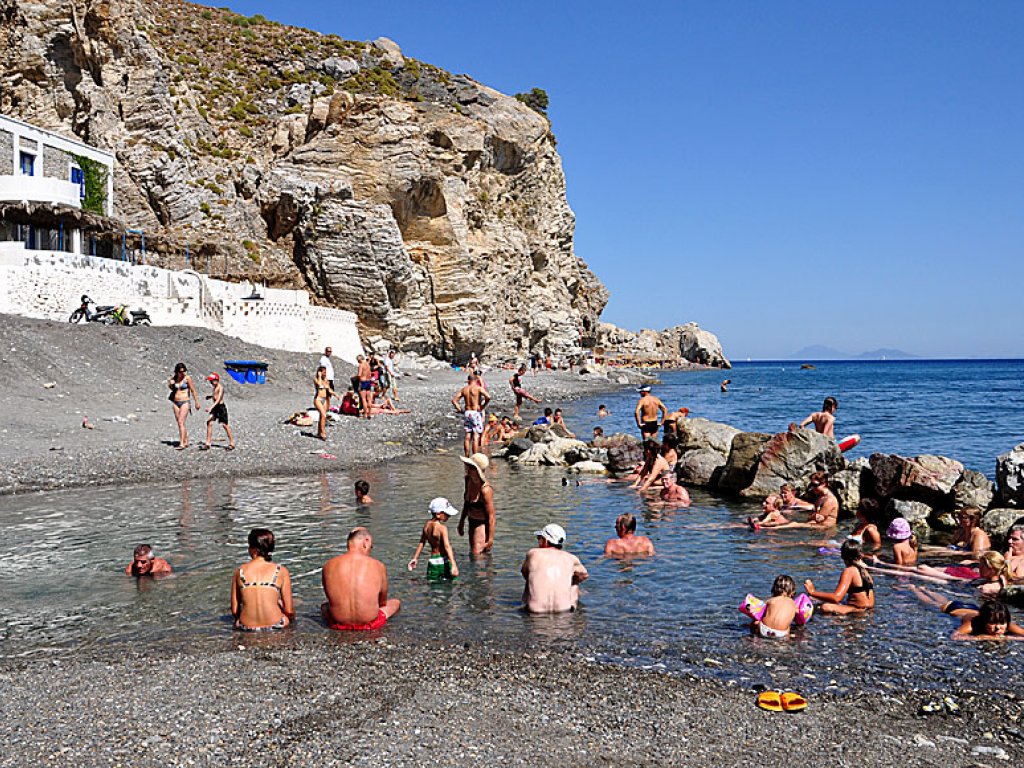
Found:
[3,315,1021,767]
[1,638,1021,767]
[0,316,622,495]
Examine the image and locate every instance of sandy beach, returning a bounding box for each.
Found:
[2,315,1023,767]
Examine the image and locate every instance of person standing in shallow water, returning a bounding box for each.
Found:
[168,362,200,450]
[522,524,588,613]
[458,453,495,555]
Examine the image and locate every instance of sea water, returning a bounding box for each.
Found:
[0,360,1022,692]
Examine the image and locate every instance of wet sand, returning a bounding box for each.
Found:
[2,314,1022,766]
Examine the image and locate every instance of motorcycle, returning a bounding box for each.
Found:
[69,295,152,326]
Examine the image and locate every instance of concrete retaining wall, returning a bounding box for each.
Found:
[0,247,364,361]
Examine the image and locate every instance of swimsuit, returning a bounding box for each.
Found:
[359,381,373,391]
[236,616,287,632]
[426,554,455,581]
[943,600,979,614]
[944,565,980,580]
[757,622,790,639]
[464,409,484,434]
[328,608,388,631]
[641,420,659,435]
[210,403,228,424]
[235,564,285,630]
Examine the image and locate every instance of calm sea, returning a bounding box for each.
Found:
[1,360,1022,692]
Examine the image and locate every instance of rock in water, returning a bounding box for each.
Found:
[952,469,995,511]
[596,323,731,368]
[676,449,727,488]
[980,508,1024,540]
[607,443,643,474]
[740,429,845,499]
[996,443,1024,507]
[716,433,773,494]
[868,453,964,507]
[675,418,740,457]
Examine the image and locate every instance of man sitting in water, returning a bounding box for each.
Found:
[757,473,839,529]
[603,514,655,557]
[521,524,588,613]
[659,471,691,505]
[125,544,172,576]
[321,527,400,631]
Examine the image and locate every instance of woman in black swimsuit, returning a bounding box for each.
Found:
[230,528,294,631]
[313,366,338,441]
[804,540,875,615]
[168,362,200,450]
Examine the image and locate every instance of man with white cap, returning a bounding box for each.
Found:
[458,453,495,555]
[521,523,589,613]
[634,385,667,440]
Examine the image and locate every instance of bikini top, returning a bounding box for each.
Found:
[176,380,189,390]
[847,567,873,595]
[239,563,282,593]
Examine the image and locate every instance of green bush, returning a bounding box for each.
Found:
[515,87,549,116]
[70,155,109,215]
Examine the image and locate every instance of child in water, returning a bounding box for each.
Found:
[408,497,460,580]
[805,540,875,615]
[870,517,919,568]
[749,575,801,639]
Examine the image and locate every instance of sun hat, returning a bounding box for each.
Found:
[428,497,458,517]
[886,517,912,541]
[488,414,498,422]
[459,453,489,480]
[206,373,220,382]
[534,523,567,546]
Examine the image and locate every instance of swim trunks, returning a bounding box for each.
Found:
[426,554,455,581]
[942,600,979,614]
[757,622,790,639]
[944,565,980,580]
[359,381,373,391]
[210,403,229,424]
[640,420,659,435]
[328,609,388,631]
[463,410,484,434]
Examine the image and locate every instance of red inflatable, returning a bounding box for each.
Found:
[838,434,861,453]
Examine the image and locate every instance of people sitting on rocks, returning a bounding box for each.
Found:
[792,396,838,438]
[1006,526,1024,580]
[498,416,518,442]
[533,407,554,427]
[848,498,882,549]
[521,524,588,613]
[321,527,400,631]
[230,528,294,632]
[125,544,172,577]
[631,440,664,490]
[603,513,655,557]
[552,408,575,438]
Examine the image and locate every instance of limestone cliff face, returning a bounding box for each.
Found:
[597,322,732,369]
[0,0,607,359]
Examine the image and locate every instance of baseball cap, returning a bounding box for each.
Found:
[428,497,458,517]
[206,373,220,382]
[886,517,912,541]
[534,523,566,546]
[637,385,651,393]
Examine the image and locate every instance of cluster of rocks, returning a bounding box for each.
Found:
[496,414,1024,548]
[596,322,732,369]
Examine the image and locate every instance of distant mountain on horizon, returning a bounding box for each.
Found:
[788,345,917,360]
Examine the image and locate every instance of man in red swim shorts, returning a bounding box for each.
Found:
[321,527,400,631]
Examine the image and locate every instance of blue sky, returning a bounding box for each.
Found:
[226,1,1024,359]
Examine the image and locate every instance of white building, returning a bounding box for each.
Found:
[0,113,115,255]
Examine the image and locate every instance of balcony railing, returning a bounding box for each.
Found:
[0,174,82,209]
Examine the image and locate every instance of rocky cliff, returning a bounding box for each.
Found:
[0,0,608,359]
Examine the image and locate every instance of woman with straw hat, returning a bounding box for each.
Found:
[458,453,495,555]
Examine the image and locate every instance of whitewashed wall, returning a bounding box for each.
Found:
[0,246,364,362]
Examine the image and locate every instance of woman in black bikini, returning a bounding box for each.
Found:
[313,365,338,441]
[168,362,200,450]
[804,540,875,615]
[230,528,294,631]
[458,453,495,555]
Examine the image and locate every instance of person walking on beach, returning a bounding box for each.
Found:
[200,373,235,451]
[603,513,655,557]
[408,497,460,580]
[125,544,172,576]
[793,396,838,438]
[634,385,667,440]
[384,349,400,402]
[321,527,400,631]
[357,354,373,419]
[521,524,588,613]
[458,453,495,555]
[230,528,294,631]
[313,366,338,441]
[452,374,491,456]
[319,346,335,409]
[510,364,540,420]
[168,362,200,450]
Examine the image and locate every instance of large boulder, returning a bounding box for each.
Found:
[716,432,773,495]
[565,445,608,465]
[868,453,964,507]
[980,509,1024,541]
[831,462,866,516]
[740,429,846,499]
[952,470,995,511]
[601,433,641,449]
[512,444,552,466]
[675,418,740,457]
[996,443,1024,508]
[568,460,608,474]
[504,438,534,458]
[544,438,590,466]
[886,499,934,532]
[607,442,643,474]
[677,448,728,488]
[549,423,574,439]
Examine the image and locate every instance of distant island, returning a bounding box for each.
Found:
[788,345,917,360]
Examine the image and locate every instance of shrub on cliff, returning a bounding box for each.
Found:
[515,87,549,116]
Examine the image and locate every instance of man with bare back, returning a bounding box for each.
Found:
[452,373,491,456]
[357,354,374,419]
[634,385,667,440]
[795,396,838,437]
[321,527,400,631]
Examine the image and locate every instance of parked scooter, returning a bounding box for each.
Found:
[69,295,151,326]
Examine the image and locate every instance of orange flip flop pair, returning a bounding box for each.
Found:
[756,691,807,712]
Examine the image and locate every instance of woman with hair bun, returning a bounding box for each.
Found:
[230,528,294,631]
